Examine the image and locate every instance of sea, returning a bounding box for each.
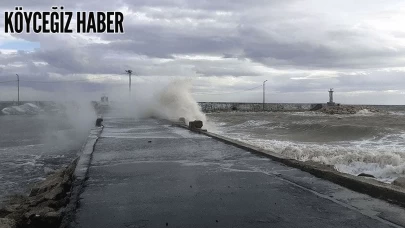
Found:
[1,103,405,206]
[0,113,92,206]
[207,109,405,183]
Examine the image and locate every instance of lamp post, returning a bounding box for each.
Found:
[125,70,132,93]
[263,80,267,111]
[16,74,19,105]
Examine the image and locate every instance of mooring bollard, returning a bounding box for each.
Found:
[179,117,186,124]
[95,117,103,127]
[189,120,203,129]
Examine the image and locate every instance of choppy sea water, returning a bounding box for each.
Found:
[0,115,90,206]
[208,110,405,183]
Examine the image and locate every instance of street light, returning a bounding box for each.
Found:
[263,80,268,111]
[125,70,132,93]
[16,74,19,105]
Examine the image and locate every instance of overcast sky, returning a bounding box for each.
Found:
[1,0,405,104]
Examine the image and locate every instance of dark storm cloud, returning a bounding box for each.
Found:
[238,26,405,70]
[0,0,124,10]
[1,0,405,103]
[4,0,403,73]
[98,32,239,59]
[123,0,296,11]
[194,67,260,77]
[32,48,117,74]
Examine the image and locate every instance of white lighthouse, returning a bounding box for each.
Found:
[327,88,335,106]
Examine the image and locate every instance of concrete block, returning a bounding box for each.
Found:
[393,177,405,188]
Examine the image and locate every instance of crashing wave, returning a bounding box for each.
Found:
[1,103,43,115]
[356,109,373,115]
[153,80,206,124]
[110,79,207,124]
[211,127,405,183]
[255,138,404,183]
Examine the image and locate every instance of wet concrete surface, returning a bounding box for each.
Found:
[72,118,405,228]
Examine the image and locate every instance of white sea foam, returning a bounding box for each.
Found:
[335,162,405,183]
[288,111,328,117]
[355,109,375,116]
[111,79,206,125]
[389,111,405,116]
[211,128,405,183]
[152,80,206,124]
[232,120,272,128]
[2,103,43,115]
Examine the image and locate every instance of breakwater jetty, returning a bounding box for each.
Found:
[63,117,405,227]
[198,102,405,113]
[1,101,404,115]
[2,116,405,227]
[198,102,314,112]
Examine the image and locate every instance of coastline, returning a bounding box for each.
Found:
[0,127,103,228]
[173,121,405,208]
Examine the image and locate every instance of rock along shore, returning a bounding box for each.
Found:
[319,105,384,115]
[0,126,103,228]
[0,160,77,228]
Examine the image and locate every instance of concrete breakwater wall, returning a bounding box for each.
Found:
[358,105,405,112]
[173,121,405,209]
[198,102,316,112]
[198,102,405,113]
[1,101,404,114]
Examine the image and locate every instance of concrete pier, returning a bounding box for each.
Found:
[69,117,405,228]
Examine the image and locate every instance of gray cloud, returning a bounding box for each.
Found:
[0,0,405,104]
